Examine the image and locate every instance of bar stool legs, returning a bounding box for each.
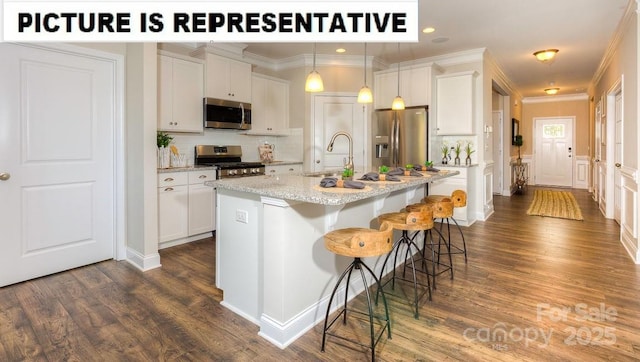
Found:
[321,257,391,361]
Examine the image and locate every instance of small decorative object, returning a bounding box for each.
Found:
[453,141,462,166]
[421,160,433,171]
[342,168,354,181]
[440,143,449,165]
[465,142,475,166]
[514,135,523,165]
[378,165,389,174]
[157,131,173,169]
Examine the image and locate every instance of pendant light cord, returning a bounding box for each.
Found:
[363,43,367,85]
[396,43,400,95]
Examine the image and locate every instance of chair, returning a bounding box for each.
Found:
[375,204,435,319]
[424,189,468,263]
[321,222,394,362]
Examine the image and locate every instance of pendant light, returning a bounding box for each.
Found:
[357,43,373,103]
[391,43,405,110]
[305,43,324,92]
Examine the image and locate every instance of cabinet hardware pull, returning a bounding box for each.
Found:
[164,187,174,191]
[199,175,207,178]
[164,177,174,181]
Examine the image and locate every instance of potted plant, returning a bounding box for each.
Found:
[453,141,462,165]
[342,168,354,181]
[440,143,449,165]
[464,142,475,166]
[157,131,173,169]
[378,165,389,174]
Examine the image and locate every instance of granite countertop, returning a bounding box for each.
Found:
[262,160,303,166]
[158,165,217,173]
[206,170,460,206]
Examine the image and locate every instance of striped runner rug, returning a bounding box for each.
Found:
[526,190,584,221]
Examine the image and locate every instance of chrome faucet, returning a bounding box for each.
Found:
[327,131,354,174]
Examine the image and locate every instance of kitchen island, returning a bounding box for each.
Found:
[206,170,459,348]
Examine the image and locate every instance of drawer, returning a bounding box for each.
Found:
[158,172,188,187]
[188,170,217,184]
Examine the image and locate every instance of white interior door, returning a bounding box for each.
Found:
[492,111,503,194]
[534,117,574,187]
[593,102,602,201]
[613,93,622,223]
[0,43,115,286]
[312,95,365,172]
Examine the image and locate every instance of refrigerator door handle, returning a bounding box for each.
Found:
[394,117,400,166]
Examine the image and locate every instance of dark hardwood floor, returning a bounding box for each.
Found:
[1,187,639,361]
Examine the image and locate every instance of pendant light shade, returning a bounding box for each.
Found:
[357,43,373,103]
[391,43,405,110]
[305,43,324,92]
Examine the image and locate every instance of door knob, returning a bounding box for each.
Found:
[615,163,621,168]
[316,160,320,164]
[0,172,11,181]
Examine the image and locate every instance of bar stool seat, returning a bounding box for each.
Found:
[423,189,468,263]
[322,222,394,362]
[376,205,434,319]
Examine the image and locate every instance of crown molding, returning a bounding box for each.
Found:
[483,49,522,99]
[522,93,589,104]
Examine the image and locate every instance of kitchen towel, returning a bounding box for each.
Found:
[407,169,423,177]
[319,177,365,189]
[387,168,405,176]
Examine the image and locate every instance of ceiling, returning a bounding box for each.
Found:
[242,0,631,98]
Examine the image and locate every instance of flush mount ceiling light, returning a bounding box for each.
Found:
[305,43,324,92]
[533,49,559,62]
[357,43,372,104]
[335,48,346,53]
[544,88,560,95]
[391,44,405,110]
[422,27,435,34]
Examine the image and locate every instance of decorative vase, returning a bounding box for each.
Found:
[454,156,461,165]
[442,156,448,165]
[157,146,170,169]
[465,156,472,166]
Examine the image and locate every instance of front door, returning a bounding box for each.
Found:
[312,95,366,172]
[534,117,574,187]
[0,43,116,286]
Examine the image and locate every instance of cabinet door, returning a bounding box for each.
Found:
[157,55,174,130]
[404,66,431,107]
[250,75,268,130]
[158,185,189,242]
[265,79,289,130]
[265,164,302,175]
[373,71,398,110]
[228,59,252,103]
[188,183,215,235]
[171,58,203,132]
[436,72,475,135]
[205,54,230,100]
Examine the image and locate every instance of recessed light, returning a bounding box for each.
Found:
[432,37,449,43]
[336,48,346,53]
[422,27,435,34]
[544,88,560,95]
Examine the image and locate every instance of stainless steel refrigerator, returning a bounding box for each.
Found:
[372,106,428,168]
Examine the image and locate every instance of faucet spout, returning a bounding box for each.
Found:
[327,131,354,174]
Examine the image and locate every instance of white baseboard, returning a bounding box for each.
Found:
[159,232,214,249]
[126,247,161,271]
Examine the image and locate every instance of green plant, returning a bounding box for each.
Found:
[514,135,523,159]
[157,131,173,148]
[424,161,433,167]
[465,142,475,157]
[405,163,414,170]
[454,142,462,157]
[379,165,389,173]
[440,144,449,157]
[342,168,354,177]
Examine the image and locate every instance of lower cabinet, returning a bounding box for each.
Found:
[265,163,302,175]
[428,166,476,226]
[158,170,216,246]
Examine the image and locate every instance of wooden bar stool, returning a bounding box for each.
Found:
[321,222,394,362]
[375,204,434,319]
[424,189,468,263]
[407,200,454,290]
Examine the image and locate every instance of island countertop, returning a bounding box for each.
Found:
[206,170,459,205]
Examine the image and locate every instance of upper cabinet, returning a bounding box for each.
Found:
[373,64,437,109]
[435,71,477,135]
[158,53,204,133]
[202,53,252,103]
[248,74,290,135]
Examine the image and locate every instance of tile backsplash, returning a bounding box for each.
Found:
[168,128,303,166]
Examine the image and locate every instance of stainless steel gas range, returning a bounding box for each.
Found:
[194,145,265,179]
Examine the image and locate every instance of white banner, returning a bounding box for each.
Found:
[2,0,419,42]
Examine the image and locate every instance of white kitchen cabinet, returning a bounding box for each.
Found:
[157,54,204,133]
[188,170,216,235]
[373,64,436,109]
[265,163,302,175]
[202,53,252,103]
[158,170,216,246]
[249,74,290,135]
[158,172,189,242]
[428,166,476,226]
[435,71,477,135]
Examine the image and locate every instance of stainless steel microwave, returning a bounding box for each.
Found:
[203,98,251,130]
